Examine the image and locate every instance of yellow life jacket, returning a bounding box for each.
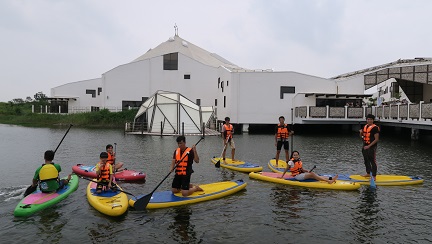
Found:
[175,147,192,176]
[39,164,59,181]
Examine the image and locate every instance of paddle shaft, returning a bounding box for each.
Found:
[78,175,137,197]
[24,124,73,197]
[215,138,229,167]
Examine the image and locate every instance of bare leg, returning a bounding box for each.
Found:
[231,148,236,161]
[275,150,281,166]
[305,172,338,184]
[284,150,289,165]
[222,148,227,160]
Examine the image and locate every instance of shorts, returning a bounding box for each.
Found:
[172,174,191,190]
[276,140,289,151]
[294,173,307,181]
[224,139,235,149]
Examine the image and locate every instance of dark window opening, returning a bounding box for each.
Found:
[390,82,400,98]
[224,96,226,108]
[316,98,362,107]
[163,53,178,70]
[86,89,96,98]
[218,77,220,88]
[227,80,229,86]
[122,100,144,110]
[196,99,201,106]
[221,81,224,92]
[50,100,68,113]
[215,99,217,106]
[184,74,190,79]
[91,106,100,112]
[280,86,295,99]
[97,87,102,95]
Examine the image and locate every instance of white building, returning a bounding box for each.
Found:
[50,34,370,128]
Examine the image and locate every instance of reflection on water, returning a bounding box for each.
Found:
[87,220,121,243]
[219,169,237,181]
[352,187,382,243]
[270,186,308,219]
[168,206,198,244]
[37,209,64,243]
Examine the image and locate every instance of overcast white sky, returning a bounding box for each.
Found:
[1,0,431,102]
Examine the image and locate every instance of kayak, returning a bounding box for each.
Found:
[327,174,424,186]
[129,179,247,209]
[268,159,289,174]
[249,172,360,190]
[86,181,129,217]
[72,164,146,181]
[14,175,79,217]
[211,157,263,173]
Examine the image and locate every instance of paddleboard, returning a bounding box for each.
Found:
[326,174,424,186]
[249,172,360,190]
[268,159,290,174]
[211,157,263,172]
[86,181,129,217]
[129,179,247,209]
[14,175,79,217]
[72,164,146,181]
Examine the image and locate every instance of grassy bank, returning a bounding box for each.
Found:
[0,102,137,127]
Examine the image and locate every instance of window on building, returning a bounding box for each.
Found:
[86,89,96,98]
[215,99,217,106]
[196,99,201,106]
[280,86,295,99]
[227,80,229,86]
[163,52,178,70]
[184,74,190,79]
[224,96,226,108]
[218,77,220,88]
[98,87,102,96]
[221,81,224,92]
[390,82,400,98]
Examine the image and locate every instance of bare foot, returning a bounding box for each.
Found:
[361,174,370,178]
[329,175,338,184]
[195,185,204,191]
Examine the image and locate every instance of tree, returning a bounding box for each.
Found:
[34,92,47,101]
[25,96,33,103]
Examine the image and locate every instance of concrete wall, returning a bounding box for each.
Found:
[51,78,102,111]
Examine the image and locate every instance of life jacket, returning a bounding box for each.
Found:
[39,163,59,181]
[362,124,379,145]
[97,163,111,181]
[289,159,303,176]
[175,147,192,176]
[277,124,289,140]
[224,124,233,140]
[39,163,60,192]
[107,152,115,165]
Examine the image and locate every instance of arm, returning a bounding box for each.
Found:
[170,158,176,172]
[108,165,113,188]
[367,132,380,148]
[280,161,293,178]
[192,145,199,163]
[31,179,38,187]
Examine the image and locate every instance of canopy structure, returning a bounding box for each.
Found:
[134,91,214,135]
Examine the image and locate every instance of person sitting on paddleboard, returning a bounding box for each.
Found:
[95,152,114,194]
[171,136,203,197]
[31,150,71,193]
[280,151,338,184]
[106,144,124,172]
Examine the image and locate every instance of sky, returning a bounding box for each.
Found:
[1,0,432,102]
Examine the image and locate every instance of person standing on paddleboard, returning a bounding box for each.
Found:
[359,114,380,180]
[31,150,71,193]
[221,117,236,162]
[274,116,294,167]
[171,136,203,197]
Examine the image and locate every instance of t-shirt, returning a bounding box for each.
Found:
[33,163,62,192]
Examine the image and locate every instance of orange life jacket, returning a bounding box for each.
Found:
[107,152,115,165]
[362,124,379,145]
[224,124,233,140]
[175,147,192,176]
[277,124,289,140]
[98,163,111,181]
[289,159,303,176]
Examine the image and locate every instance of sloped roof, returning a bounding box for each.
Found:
[132,35,251,72]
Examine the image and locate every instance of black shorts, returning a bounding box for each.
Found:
[276,140,289,151]
[172,174,191,190]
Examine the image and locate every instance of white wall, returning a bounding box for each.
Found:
[335,75,365,94]
[51,78,102,111]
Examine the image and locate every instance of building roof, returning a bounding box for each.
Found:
[331,58,432,80]
[132,35,252,72]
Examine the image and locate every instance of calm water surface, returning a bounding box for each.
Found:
[0,124,431,244]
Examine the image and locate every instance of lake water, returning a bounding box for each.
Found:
[0,124,431,244]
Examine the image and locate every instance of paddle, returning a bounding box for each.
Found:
[215,138,229,168]
[78,175,137,197]
[24,124,74,197]
[133,137,204,211]
[309,165,316,173]
[370,172,376,188]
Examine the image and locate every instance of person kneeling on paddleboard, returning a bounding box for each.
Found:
[31,150,71,193]
[280,151,338,184]
[171,136,203,197]
[95,152,114,194]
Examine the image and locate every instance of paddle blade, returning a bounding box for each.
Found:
[370,172,376,188]
[215,159,221,168]
[24,185,37,197]
[133,193,153,211]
